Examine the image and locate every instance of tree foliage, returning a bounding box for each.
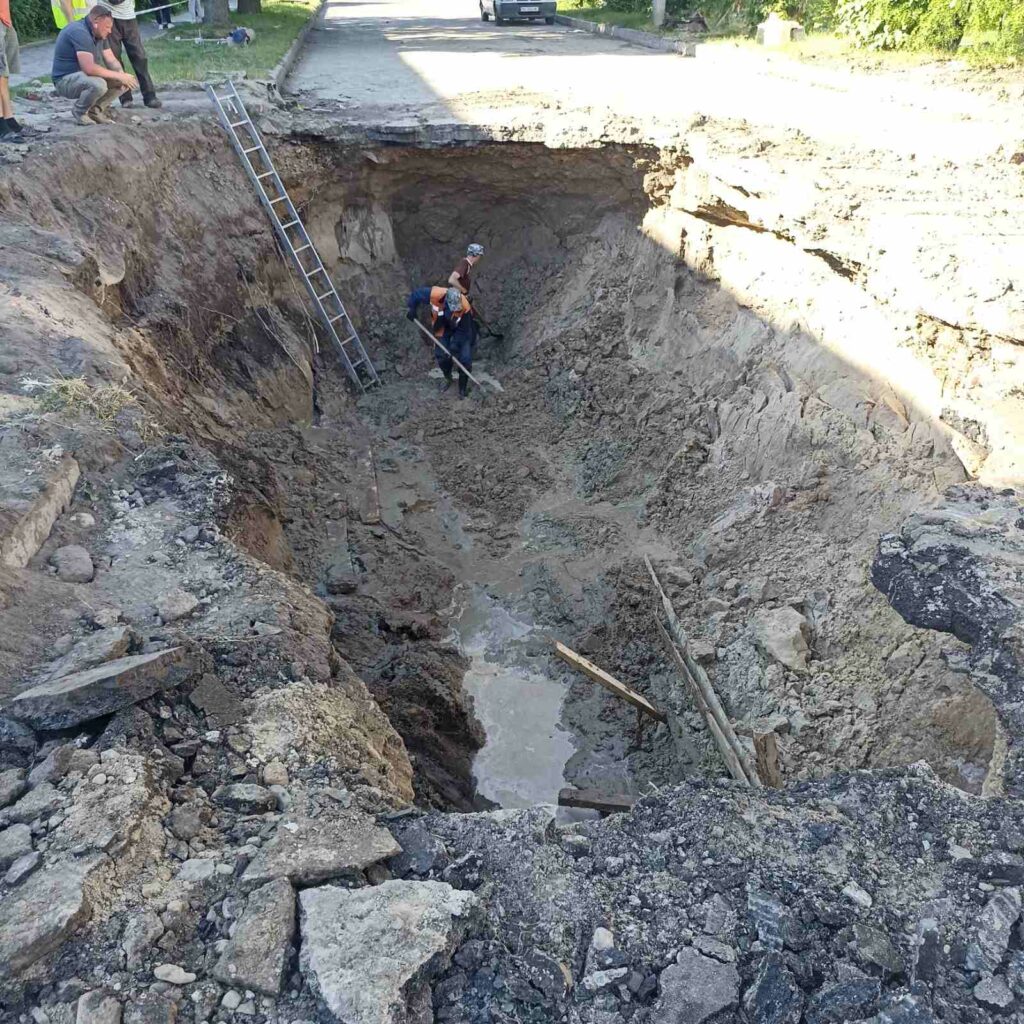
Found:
[835,0,1023,53]
[11,0,55,41]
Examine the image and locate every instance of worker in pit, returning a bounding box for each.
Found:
[406,286,477,398]
[435,287,480,399]
[448,242,484,297]
[406,284,451,340]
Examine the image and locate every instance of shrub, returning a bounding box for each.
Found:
[836,0,1024,54]
[12,0,54,40]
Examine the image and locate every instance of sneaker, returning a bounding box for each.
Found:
[143,96,163,109]
[119,93,134,107]
[9,122,44,138]
[88,108,115,124]
[0,131,25,144]
[72,113,93,126]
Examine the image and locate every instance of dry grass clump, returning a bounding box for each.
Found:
[20,375,138,422]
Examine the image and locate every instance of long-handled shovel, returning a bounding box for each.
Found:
[412,319,495,395]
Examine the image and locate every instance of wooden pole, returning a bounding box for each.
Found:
[554,641,666,723]
[644,556,761,788]
[653,615,751,786]
[413,319,487,391]
[558,788,634,814]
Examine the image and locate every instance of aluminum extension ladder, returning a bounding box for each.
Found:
[205,80,380,392]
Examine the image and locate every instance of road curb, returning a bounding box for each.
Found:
[271,0,325,90]
[553,14,696,56]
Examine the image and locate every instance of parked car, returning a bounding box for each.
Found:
[480,0,556,24]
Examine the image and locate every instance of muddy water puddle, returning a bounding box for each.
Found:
[452,586,575,809]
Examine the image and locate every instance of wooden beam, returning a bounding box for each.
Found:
[558,788,635,814]
[754,731,782,789]
[554,641,666,722]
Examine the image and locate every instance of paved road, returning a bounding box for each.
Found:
[286,0,1024,163]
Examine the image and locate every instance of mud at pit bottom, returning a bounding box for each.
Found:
[452,587,576,809]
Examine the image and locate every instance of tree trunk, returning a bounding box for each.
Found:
[237,0,261,14]
[203,0,231,28]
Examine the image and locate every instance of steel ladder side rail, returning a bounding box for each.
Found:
[204,81,379,391]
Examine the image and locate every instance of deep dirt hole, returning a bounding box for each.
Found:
[6,131,1002,812]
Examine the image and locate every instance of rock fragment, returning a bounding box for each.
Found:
[0,823,33,870]
[974,975,1015,1013]
[0,767,27,807]
[153,964,195,985]
[212,783,277,815]
[155,589,198,624]
[213,877,295,995]
[742,955,803,1024]
[0,860,93,979]
[50,544,94,583]
[805,975,880,1024]
[7,648,192,730]
[652,947,740,1024]
[122,911,165,959]
[5,849,42,885]
[299,879,477,1024]
[966,887,1021,974]
[851,923,903,978]
[76,991,123,1024]
[751,607,810,671]
[389,820,448,877]
[242,810,400,888]
[45,626,137,684]
[7,782,62,824]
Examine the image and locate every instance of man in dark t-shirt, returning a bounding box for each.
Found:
[448,243,484,297]
[51,5,137,125]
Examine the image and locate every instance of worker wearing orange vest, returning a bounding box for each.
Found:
[406,284,470,337]
[406,285,479,397]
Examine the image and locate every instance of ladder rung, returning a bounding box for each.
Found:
[339,335,356,345]
[269,195,287,205]
[350,358,364,369]
[328,313,346,324]
[305,267,325,277]
[294,244,312,254]
[315,291,334,301]
[229,119,249,128]
[282,220,300,229]
[242,145,263,155]
[256,171,275,180]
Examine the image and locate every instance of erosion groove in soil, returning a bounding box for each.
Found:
[0,121,1021,1024]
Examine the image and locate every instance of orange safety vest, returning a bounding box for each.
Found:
[428,286,472,337]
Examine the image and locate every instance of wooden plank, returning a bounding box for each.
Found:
[754,732,782,789]
[554,641,666,722]
[558,788,635,813]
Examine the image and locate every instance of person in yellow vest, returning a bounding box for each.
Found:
[51,0,89,29]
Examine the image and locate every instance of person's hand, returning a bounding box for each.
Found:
[406,310,416,321]
[121,73,139,90]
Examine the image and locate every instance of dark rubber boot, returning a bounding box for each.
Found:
[439,375,452,393]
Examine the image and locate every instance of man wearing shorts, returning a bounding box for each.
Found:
[0,0,40,144]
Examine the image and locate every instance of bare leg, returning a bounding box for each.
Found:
[0,77,12,120]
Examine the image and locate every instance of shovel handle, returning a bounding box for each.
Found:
[412,319,486,390]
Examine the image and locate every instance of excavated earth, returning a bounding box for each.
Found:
[0,72,1021,1024]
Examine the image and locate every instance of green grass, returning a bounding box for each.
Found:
[557,2,705,34]
[559,6,653,29]
[142,0,316,84]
